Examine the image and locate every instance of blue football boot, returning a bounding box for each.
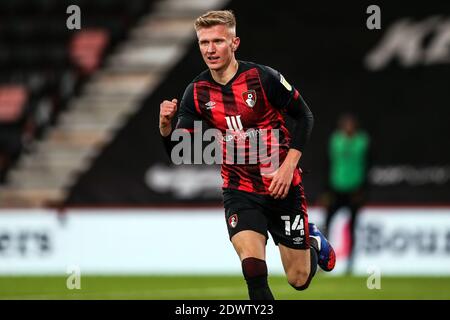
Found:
[309,223,336,272]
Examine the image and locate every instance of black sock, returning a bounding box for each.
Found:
[309,237,319,278]
[309,236,319,253]
[242,257,274,300]
[309,247,318,278]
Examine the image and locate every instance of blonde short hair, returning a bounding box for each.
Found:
[194,10,236,35]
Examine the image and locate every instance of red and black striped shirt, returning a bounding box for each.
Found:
[169,60,313,195]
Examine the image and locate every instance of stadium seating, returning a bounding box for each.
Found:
[0,0,155,186]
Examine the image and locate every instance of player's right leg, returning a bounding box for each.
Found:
[278,243,317,290]
[223,188,274,300]
[278,223,336,290]
[231,230,273,300]
[267,183,334,291]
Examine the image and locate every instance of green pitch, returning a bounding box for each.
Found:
[0,275,449,300]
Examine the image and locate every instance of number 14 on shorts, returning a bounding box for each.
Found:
[281,215,304,236]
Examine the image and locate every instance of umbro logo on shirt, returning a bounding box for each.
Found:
[205,101,216,110]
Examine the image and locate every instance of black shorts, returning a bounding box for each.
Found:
[223,184,310,250]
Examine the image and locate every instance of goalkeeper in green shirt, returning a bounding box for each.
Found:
[324,113,370,274]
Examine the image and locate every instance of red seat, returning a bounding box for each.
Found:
[69,28,109,75]
[0,85,27,123]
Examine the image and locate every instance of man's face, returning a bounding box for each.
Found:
[341,118,357,136]
[196,24,240,71]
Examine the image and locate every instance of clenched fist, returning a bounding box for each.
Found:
[159,98,178,136]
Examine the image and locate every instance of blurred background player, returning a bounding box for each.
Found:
[322,113,370,274]
[159,10,335,300]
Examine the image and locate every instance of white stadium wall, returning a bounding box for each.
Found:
[0,208,449,275]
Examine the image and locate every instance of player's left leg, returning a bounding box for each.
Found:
[266,183,319,290]
[278,244,318,290]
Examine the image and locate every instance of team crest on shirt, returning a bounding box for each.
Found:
[242,90,257,108]
[228,214,238,228]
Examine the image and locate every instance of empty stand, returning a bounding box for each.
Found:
[0,0,228,206]
[0,0,156,205]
